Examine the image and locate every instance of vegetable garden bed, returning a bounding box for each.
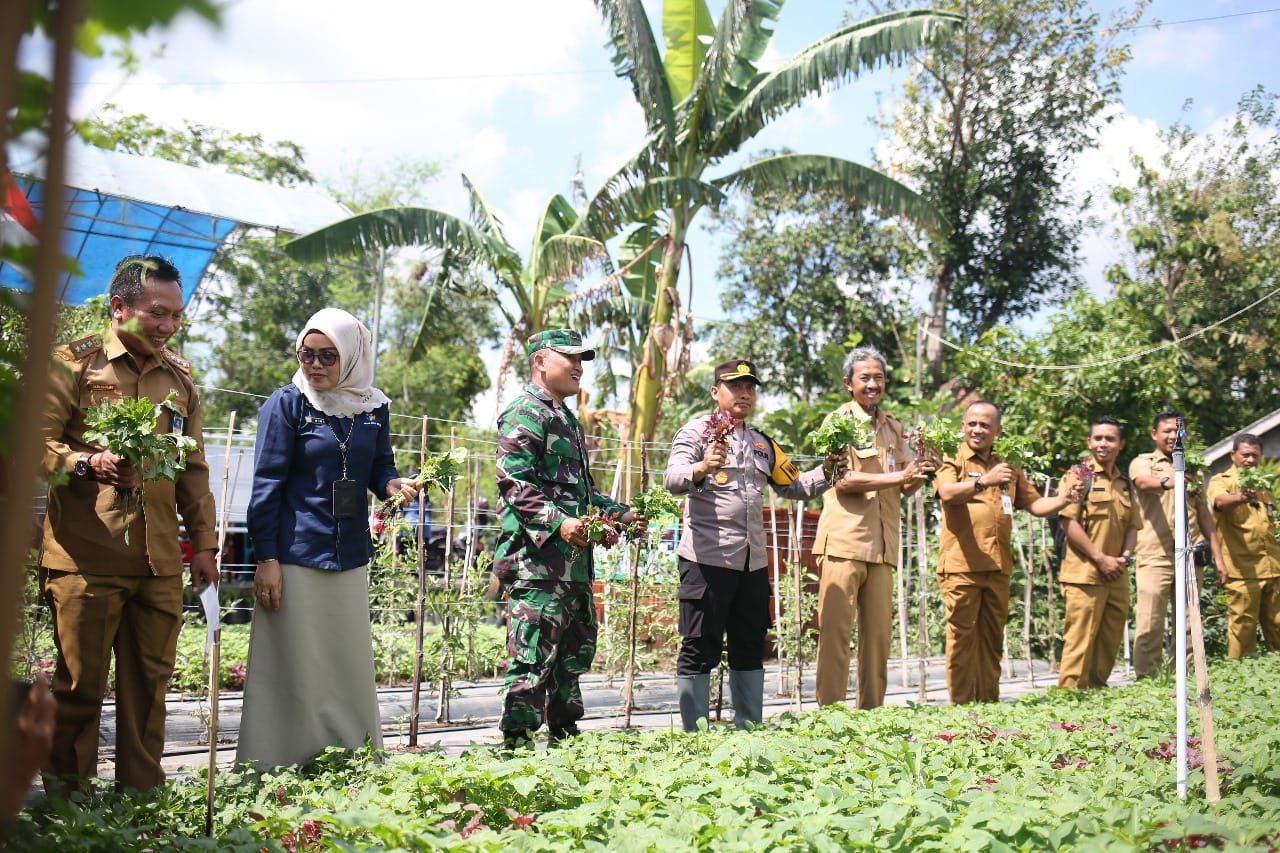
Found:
[12,655,1280,850]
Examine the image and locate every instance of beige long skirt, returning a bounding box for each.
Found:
[235,563,382,769]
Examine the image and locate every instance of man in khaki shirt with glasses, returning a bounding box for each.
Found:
[813,347,933,709]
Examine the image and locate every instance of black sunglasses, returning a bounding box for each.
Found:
[297,347,339,367]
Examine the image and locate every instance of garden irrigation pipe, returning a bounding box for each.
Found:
[1173,420,1190,799]
[409,418,428,746]
[206,413,236,837]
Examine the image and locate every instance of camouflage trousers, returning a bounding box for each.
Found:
[500,579,597,733]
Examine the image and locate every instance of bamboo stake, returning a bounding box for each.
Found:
[793,502,804,713]
[1039,501,1057,673]
[622,539,642,727]
[205,414,236,837]
[0,0,75,770]
[1186,569,1221,802]
[769,494,785,695]
[1022,513,1035,685]
[408,418,428,745]
[462,455,478,678]
[915,491,929,702]
[437,427,457,724]
[898,498,911,687]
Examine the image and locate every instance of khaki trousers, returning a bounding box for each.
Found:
[1133,559,1201,679]
[814,556,892,709]
[1058,575,1128,689]
[938,571,1010,704]
[1223,577,1280,658]
[43,570,184,792]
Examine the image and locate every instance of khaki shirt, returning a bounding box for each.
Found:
[1058,460,1141,584]
[1206,466,1280,580]
[665,415,829,571]
[812,400,911,566]
[1129,451,1205,564]
[40,329,217,576]
[935,443,1042,574]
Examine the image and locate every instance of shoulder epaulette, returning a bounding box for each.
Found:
[63,334,102,362]
[162,347,191,374]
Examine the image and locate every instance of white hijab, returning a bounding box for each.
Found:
[291,308,391,418]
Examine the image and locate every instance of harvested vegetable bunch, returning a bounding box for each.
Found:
[910,414,963,459]
[702,409,738,445]
[623,485,681,541]
[374,446,468,521]
[582,508,621,548]
[1067,461,1095,502]
[993,433,1048,474]
[1238,460,1280,496]
[82,391,198,544]
[807,412,875,457]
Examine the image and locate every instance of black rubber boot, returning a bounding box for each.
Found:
[501,729,535,751]
[548,722,581,745]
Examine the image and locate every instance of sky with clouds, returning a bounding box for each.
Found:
[18,0,1280,414]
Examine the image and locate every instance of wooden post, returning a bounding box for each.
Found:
[408,417,428,745]
[205,414,236,836]
[1022,513,1035,685]
[1186,569,1221,802]
[714,662,724,722]
[769,493,785,696]
[622,540,642,728]
[793,502,803,713]
[1041,480,1058,672]
[915,491,929,702]
[899,498,913,687]
[436,427,457,724]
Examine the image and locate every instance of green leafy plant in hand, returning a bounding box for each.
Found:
[807,412,875,457]
[993,432,1048,474]
[375,447,469,520]
[582,508,621,548]
[910,414,963,459]
[82,391,198,543]
[624,485,681,541]
[1237,459,1280,497]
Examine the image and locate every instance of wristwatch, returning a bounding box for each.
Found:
[73,454,95,481]
[973,478,987,493]
[1160,476,1171,490]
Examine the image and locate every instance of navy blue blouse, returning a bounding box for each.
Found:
[248,384,399,570]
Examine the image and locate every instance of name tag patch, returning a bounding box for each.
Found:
[305,415,327,425]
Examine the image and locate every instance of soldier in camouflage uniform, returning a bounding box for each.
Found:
[494,329,642,747]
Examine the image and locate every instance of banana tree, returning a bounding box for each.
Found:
[283,174,609,376]
[577,0,963,448]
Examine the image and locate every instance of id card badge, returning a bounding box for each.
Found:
[333,479,363,519]
[1001,495,1014,516]
[887,450,897,472]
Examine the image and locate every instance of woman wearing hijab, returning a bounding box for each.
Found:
[237,308,418,769]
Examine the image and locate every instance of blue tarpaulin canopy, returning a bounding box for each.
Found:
[1,140,349,305]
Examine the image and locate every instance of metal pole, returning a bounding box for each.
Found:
[408,417,428,745]
[793,502,804,712]
[915,491,929,702]
[437,427,457,724]
[205,414,236,837]
[1172,419,1189,799]
[769,493,785,695]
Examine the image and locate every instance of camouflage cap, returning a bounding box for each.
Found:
[526,328,596,361]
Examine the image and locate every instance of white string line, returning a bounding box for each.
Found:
[924,282,1280,371]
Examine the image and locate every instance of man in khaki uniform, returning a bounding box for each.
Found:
[1129,411,1223,678]
[813,347,933,709]
[40,256,218,791]
[1207,434,1280,658]
[935,401,1077,704]
[1056,417,1141,689]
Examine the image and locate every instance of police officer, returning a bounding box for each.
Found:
[1129,411,1224,678]
[1207,434,1280,658]
[493,329,642,748]
[813,346,933,709]
[934,401,1076,704]
[664,359,831,731]
[39,256,218,791]
[1056,416,1140,689]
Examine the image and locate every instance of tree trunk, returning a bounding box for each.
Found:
[627,222,685,454]
[924,261,952,381]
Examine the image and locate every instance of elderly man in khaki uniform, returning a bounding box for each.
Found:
[665,359,830,731]
[1129,411,1223,678]
[40,256,218,791]
[935,401,1076,704]
[813,347,933,709]
[1207,433,1280,658]
[1056,417,1141,690]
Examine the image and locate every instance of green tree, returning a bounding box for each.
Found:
[707,158,916,404]
[864,0,1145,380]
[575,0,961,451]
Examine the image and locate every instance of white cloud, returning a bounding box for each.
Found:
[1131,24,1226,75]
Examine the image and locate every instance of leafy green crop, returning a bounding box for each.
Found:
[910,415,963,459]
[629,484,680,522]
[82,391,198,542]
[12,656,1280,849]
[376,446,469,520]
[807,412,875,456]
[993,433,1048,474]
[1238,460,1280,496]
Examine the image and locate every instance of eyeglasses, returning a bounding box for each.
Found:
[297,347,339,367]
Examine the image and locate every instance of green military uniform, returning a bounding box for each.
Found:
[494,330,629,739]
[40,328,216,790]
